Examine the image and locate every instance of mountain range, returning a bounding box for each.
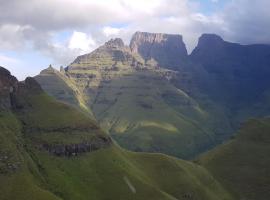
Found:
[35,31,270,159]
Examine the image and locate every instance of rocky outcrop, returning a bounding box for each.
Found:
[130,31,188,69]
[0,67,18,109]
[41,135,112,156]
[0,67,45,110]
[69,38,135,68]
[23,77,43,94]
[104,38,125,49]
[40,65,57,75]
[195,34,224,48]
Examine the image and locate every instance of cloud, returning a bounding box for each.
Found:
[221,0,270,44]
[102,26,122,37]
[0,54,21,66]
[0,24,32,50]
[68,31,96,52]
[0,0,270,78]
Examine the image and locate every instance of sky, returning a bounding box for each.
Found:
[0,0,270,80]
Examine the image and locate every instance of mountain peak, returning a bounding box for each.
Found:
[197,34,224,47]
[104,38,125,49]
[40,65,58,75]
[129,31,187,69]
[130,31,186,52]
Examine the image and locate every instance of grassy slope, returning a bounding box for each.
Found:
[32,145,233,200]
[0,90,233,200]
[0,112,61,200]
[198,118,270,200]
[91,70,217,158]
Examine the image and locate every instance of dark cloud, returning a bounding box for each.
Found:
[222,0,270,44]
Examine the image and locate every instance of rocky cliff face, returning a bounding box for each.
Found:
[130,31,188,70]
[0,67,18,109]
[41,135,112,156]
[69,38,137,69]
[0,67,42,110]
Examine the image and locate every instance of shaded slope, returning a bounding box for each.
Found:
[190,34,270,123]
[35,65,93,116]
[198,118,270,200]
[35,66,78,107]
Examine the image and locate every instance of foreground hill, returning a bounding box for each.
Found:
[199,118,270,200]
[0,67,233,200]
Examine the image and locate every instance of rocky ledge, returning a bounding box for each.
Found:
[41,136,112,157]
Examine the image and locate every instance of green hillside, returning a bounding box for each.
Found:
[0,67,233,200]
[198,118,270,200]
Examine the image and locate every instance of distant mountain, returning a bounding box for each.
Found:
[36,31,270,159]
[198,118,270,200]
[0,66,233,200]
[189,33,270,126]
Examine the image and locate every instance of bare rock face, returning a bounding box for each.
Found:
[70,38,133,66]
[40,65,57,75]
[0,67,43,110]
[195,34,224,48]
[130,31,188,69]
[24,77,43,93]
[0,67,18,109]
[41,136,112,156]
[104,38,125,49]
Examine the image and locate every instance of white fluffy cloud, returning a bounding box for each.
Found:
[102,27,122,37]
[0,0,270,77]
[68,31,97,52]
